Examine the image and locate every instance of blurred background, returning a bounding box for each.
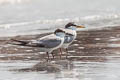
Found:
[0,0,120,36]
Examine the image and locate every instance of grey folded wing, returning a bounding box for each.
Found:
[30,38,62,48]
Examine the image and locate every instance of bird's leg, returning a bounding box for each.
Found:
[66,48,68,59]
[60,48,63,54]
[59,48,62,59]
[46,52,50,61]
[51,52,55,59]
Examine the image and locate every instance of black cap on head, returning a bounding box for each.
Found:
[54,29,65,34]
[65,22,76,28]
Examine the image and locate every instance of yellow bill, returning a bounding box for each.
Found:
[76,25,85,28]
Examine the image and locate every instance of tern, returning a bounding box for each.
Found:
[60,22,85,58]
[11,29,66,60]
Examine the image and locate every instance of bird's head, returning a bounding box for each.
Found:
[65,22,85,30]
[54,28,66,37]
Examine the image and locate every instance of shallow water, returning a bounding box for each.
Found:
[1,57,120,80]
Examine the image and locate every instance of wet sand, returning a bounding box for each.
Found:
[0,26,120,62]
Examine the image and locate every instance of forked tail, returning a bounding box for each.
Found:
[10,39,29,46]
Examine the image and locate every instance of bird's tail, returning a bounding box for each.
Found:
[10,39,29,46]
